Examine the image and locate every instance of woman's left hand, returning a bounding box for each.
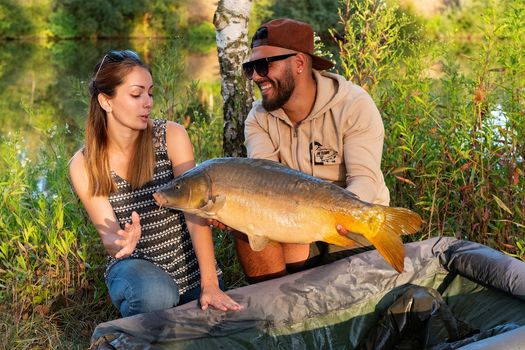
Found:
[199,286,243,311]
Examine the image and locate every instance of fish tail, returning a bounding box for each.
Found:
[366,207,422,273]
[383,207,422,236]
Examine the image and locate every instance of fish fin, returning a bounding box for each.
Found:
[384,207,422,236]
[198,195,226,217]
[247,235,270,251]
[322,231,361,248]
[365,229,405,273]
[199,200,215,213]
[364,207,422,273]
[344,232,373,248]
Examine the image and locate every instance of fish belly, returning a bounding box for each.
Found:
[215,191,333,244]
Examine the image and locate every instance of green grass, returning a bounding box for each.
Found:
[0,127,112,348]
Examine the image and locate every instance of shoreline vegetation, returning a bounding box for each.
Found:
[0,0,216,41]
[1,0,524,348]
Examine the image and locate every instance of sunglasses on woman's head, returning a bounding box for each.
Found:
[106,49,140,62]
[93,50,141,82]
[242,53,297,80]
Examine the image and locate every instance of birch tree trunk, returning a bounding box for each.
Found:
[214,0,254,157]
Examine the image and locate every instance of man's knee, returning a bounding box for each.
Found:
[233,231,288,283]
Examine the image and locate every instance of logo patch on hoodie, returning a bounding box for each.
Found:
[310,141,339,165]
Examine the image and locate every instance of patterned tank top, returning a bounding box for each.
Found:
[106,119,220,295]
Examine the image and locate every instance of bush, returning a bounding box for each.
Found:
[0,0,34,39]
[331,0,420,93]
[49,0,149,38]
[256,0,339,39]
[333,0,525,252]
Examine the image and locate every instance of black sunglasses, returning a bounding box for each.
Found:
[242,53,297,80]
[93,50,141,81]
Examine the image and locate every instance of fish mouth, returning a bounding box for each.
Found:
[152,192,167,208]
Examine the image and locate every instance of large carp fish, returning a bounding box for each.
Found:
[153,157,421,272]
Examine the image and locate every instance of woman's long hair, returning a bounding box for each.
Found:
[85,50,154,197]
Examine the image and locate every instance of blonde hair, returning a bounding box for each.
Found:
[84,50,154,196]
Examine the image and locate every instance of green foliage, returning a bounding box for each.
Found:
[249,0,275,36]
[182,82,224,161]
[332,0,525,250]
[0,0,34,38]
[153,40,223,162]
[145,0,186,37]
[152,40,189,121]
[49,0,148,38]
[331,0,419,93]
[0,0,191,39]
[47,8,77,39]
[0,126,110,348]
[213,231,247,289]
[255,0,339,39]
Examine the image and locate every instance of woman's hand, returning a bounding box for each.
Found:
[199,286,243,311]
[114,211,142,259]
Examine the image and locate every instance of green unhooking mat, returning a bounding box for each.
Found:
[90,237,525,350]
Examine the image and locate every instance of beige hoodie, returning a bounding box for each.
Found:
[244,70,390,206]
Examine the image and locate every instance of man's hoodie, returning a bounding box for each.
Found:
[244,70,390,206]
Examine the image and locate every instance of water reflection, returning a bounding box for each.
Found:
[0,38,221,157]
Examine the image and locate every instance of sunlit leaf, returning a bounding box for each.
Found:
[395,176,416,186]
[390,167,413,175]
[492,195,513,215]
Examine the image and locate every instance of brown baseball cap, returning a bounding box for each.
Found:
[251,18,334,71]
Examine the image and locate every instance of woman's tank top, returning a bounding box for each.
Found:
[107,119,221,295]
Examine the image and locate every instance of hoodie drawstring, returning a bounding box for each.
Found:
[310,119,315,177]
[265,116,281,159]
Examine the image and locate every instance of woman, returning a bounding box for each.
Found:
[69,50,241,317]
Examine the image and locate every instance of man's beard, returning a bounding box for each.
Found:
[260,69,295,111]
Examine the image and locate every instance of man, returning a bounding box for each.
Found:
[233,18,390,283]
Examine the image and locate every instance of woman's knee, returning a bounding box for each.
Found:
[106,259,180,317]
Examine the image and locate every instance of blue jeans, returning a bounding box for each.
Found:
[106,258,203,317]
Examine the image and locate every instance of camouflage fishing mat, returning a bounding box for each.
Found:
[90,237,525,349]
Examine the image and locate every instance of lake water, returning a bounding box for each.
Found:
[0,38,221,157]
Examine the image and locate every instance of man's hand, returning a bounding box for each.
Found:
[207,219,229,231]
[114,211,141,259]
[336,224,349,236]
